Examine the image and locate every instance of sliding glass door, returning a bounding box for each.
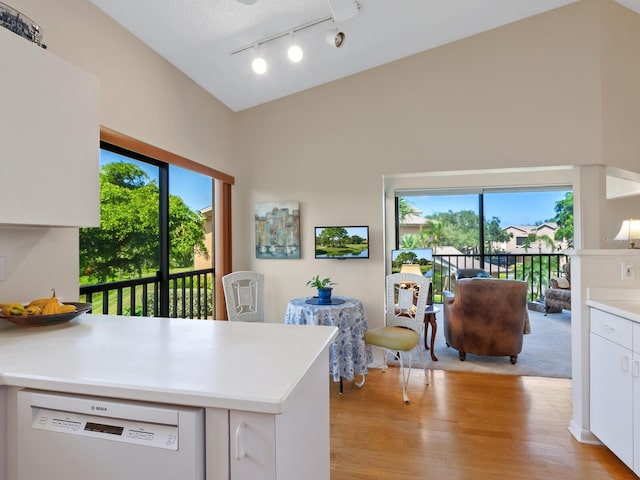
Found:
[79,143,213,318]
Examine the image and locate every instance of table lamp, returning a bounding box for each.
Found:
[614,218,640,249]
[399,263,423,276]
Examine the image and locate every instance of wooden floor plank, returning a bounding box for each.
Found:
[330,368,637,479]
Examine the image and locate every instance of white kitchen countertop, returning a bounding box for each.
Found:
[586,288,640,323]
[0,314,337,414]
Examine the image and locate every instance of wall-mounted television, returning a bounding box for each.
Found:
[314,226,369,259]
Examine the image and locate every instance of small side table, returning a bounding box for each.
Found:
[424,305,440,361]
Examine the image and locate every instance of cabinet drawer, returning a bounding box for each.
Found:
[634,323,640,355]
[591,309,632,349]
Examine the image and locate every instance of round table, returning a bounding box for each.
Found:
[285,296,373,392]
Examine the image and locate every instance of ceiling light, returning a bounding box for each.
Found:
[288,44,303,63]
[252,56,267,75]
[325,29,345,48]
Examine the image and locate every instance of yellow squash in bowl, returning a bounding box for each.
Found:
[1,290,77,317]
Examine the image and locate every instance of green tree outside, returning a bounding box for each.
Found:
[80,162,208,283]
[551,192,573,247]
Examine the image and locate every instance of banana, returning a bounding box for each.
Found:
[24,305,42,315]
[0,303,25,316]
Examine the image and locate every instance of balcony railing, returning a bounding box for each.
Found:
[431,253,569,303]
[80,268,214,318]
[79,253,567,316]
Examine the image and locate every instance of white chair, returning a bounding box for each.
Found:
[364,272,430,403]
[222,271,264,322]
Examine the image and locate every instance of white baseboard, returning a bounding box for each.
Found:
[568,420,601,445]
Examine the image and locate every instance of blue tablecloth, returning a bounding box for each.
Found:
[285,296,373,382]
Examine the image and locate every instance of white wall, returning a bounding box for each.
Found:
[235,0,640,325]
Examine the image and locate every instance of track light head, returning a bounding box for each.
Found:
[252,56,267,74]
[287,44,303,63]
[325,29,345,48]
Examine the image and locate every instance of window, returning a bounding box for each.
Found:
[396,188,573,255]
[396,187,573,303]
[79,128,234,319]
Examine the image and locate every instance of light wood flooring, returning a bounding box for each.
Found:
[329,368,636,480]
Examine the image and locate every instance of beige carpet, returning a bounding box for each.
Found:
[388,308,571,378]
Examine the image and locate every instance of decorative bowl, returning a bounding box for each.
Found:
[0,302,92,327]
[0,1,44,46]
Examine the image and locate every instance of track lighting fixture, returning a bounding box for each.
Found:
[231,1,360,74]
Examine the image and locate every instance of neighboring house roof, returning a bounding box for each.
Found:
[504,225,532,233]
[401,213,428,226]
[504,222,558,236]
[434,246,464,255]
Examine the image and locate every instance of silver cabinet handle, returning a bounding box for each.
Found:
[621,355,630,373]
[235,421,247,460]
[632,360,640,378]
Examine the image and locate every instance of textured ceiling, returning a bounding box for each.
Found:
[87,0,639,112]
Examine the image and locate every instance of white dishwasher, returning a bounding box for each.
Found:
[16,389,205,480]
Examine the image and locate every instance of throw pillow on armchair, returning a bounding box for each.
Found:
[544,262,571,314]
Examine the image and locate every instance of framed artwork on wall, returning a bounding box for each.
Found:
[254,201,300,259]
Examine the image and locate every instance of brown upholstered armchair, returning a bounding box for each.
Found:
[443,278,529,364]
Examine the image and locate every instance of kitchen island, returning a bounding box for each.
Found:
[0,314,337,480]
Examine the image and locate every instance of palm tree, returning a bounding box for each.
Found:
[522,233,555,253]
[423,220,444,254]
[400,234,421,249]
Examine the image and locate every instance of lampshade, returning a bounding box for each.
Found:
[400,264,423,276]
[614,218,640,248]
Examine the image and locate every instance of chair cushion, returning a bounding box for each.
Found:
[550,277,570,289]
[365,326,420,351]
[456,268,491,279]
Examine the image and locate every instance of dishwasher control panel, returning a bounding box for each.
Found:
[32,408,179,450]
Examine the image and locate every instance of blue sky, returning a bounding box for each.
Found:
[100,149,212,211]
[405,190,569,226]
[102,149,568,224]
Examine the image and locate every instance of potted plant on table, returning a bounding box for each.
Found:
[306,275,336,305]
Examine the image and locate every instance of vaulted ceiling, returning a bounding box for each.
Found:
[87,0,640,112]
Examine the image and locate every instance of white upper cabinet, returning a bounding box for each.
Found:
[0,27,99,227]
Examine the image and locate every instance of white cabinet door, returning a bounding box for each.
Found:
[0,27,99,227]
[590,330,633,468]
[229,411,276,480]
[227,347,330,480]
